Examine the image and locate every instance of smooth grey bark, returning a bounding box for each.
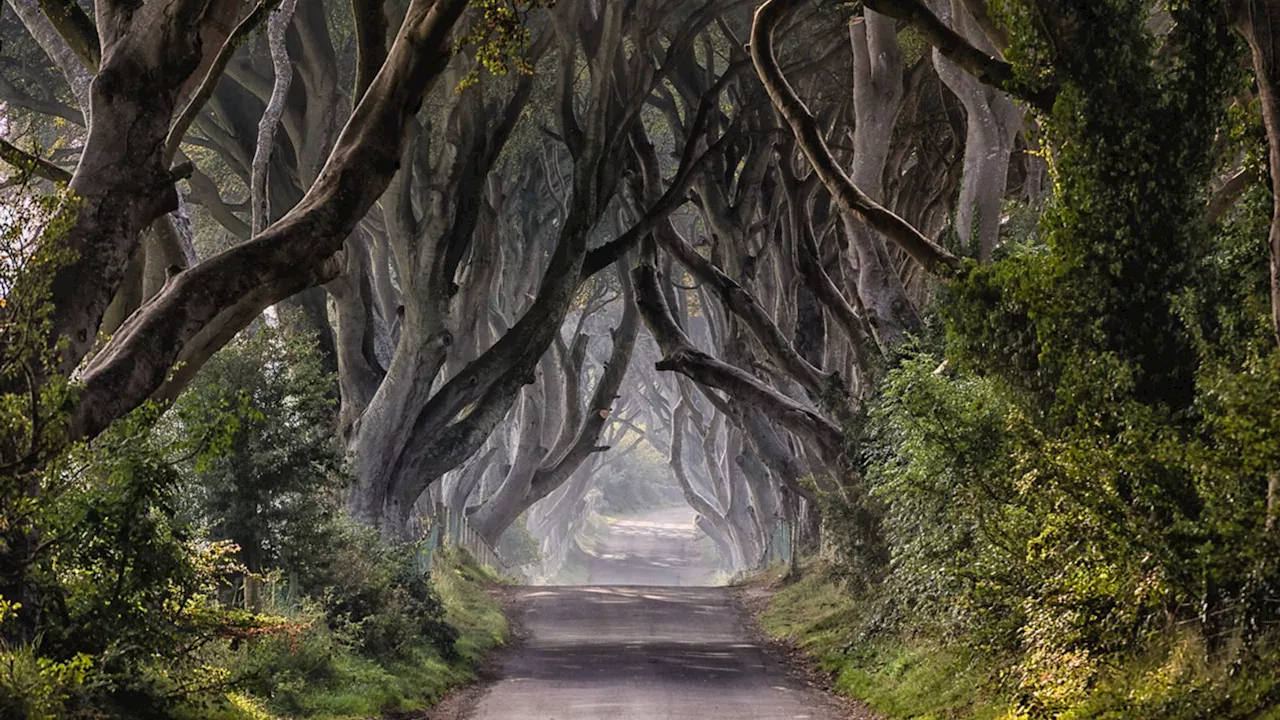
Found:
[736,448,779,552]
[633,261,845,464]
[67,0,474,443]
[724,428,764,568]
[35,0,250,378]
[344,70,542,534]
[347,5,581,533]
[653,215,827,398]
[751,0,961,284]
[471,262,641,545]
[328,235,387,435]
[444,445,500,514]
[671,399,742,570]
[692,390,732,513]
[349,0,734,537]
[780,166,877,395]
[696,514,736,571]
[858,0,1055,111]
[843,10,923,350]
[740,407,818,502]
[525,403,645,576]
[470,359,550,542]
[250,0,298,237]
[932,0,1020,262]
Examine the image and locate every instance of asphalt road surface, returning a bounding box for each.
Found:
[582,506,718,586]
[462,508,842,719]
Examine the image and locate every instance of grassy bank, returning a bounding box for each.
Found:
[760,564,1280,720]
[212,549,509,720]
[760,566,1009,720]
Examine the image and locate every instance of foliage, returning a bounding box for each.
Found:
[212,550,506,720]
[498,515,543,569]
[301,522,458,661]
[763,564,1280,720]
[0,180,79,511]
[954,0,1243,412]
[453,0,555,91]
[807,4,1280,716]
[170,326,344,576]
[844,333,1280,714]
[0,278,486,717]
[0,406,278,718]
[171,329,458,662]
[762,565,1012,720]
[591,444,683,514]
[865,352,1028,644]
[0,181,271,718]
[434,547,509,661]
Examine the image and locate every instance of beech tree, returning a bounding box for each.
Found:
[6,0,1269,580]
[5,0,473,449]
[1,0,740,538]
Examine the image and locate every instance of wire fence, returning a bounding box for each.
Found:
[224,511,506,611]
[763,519,794,567]
[416,507,505,575]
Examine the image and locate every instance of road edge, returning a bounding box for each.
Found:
[416,584,529,720]
[731,581,882,720]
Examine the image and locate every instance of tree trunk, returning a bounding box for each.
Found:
[671,400,739,569]
[67,0,474,444]
[932,0,1020,262]
[846,10,922,349]
[725,430,764,569]
[751,0,962,282]
[471,262,641,545]
[1228,0,1280,348]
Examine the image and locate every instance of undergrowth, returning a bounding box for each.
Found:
[207,547,508,720]
[761,563,1280,720]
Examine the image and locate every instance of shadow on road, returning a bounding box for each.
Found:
[467,585,841,719]
[452,509,843,719]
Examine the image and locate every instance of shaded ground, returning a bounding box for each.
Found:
[452,507,844,719]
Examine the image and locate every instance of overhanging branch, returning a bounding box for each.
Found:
[37,0,100,70]
[862,0,1054,112]
[0,138,72,184]
[633,261,845,461]
[751,0,964,278]
[68,0,473,443]
[165,0,282,162]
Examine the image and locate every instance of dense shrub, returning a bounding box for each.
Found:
[0,411,271,719]
[172,328,458,663]
[1,320,463,717]
[814,6,1280,714]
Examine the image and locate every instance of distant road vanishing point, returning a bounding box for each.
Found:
[454,507,845,720]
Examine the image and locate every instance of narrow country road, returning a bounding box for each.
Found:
[459,507,842,719]
[583,506,719,586]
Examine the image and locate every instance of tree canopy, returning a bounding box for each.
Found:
[2,0,1280,716]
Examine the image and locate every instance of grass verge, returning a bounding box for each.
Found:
[760,565,1009,720]
[209,548,509,720]
[760,563,1280,720]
